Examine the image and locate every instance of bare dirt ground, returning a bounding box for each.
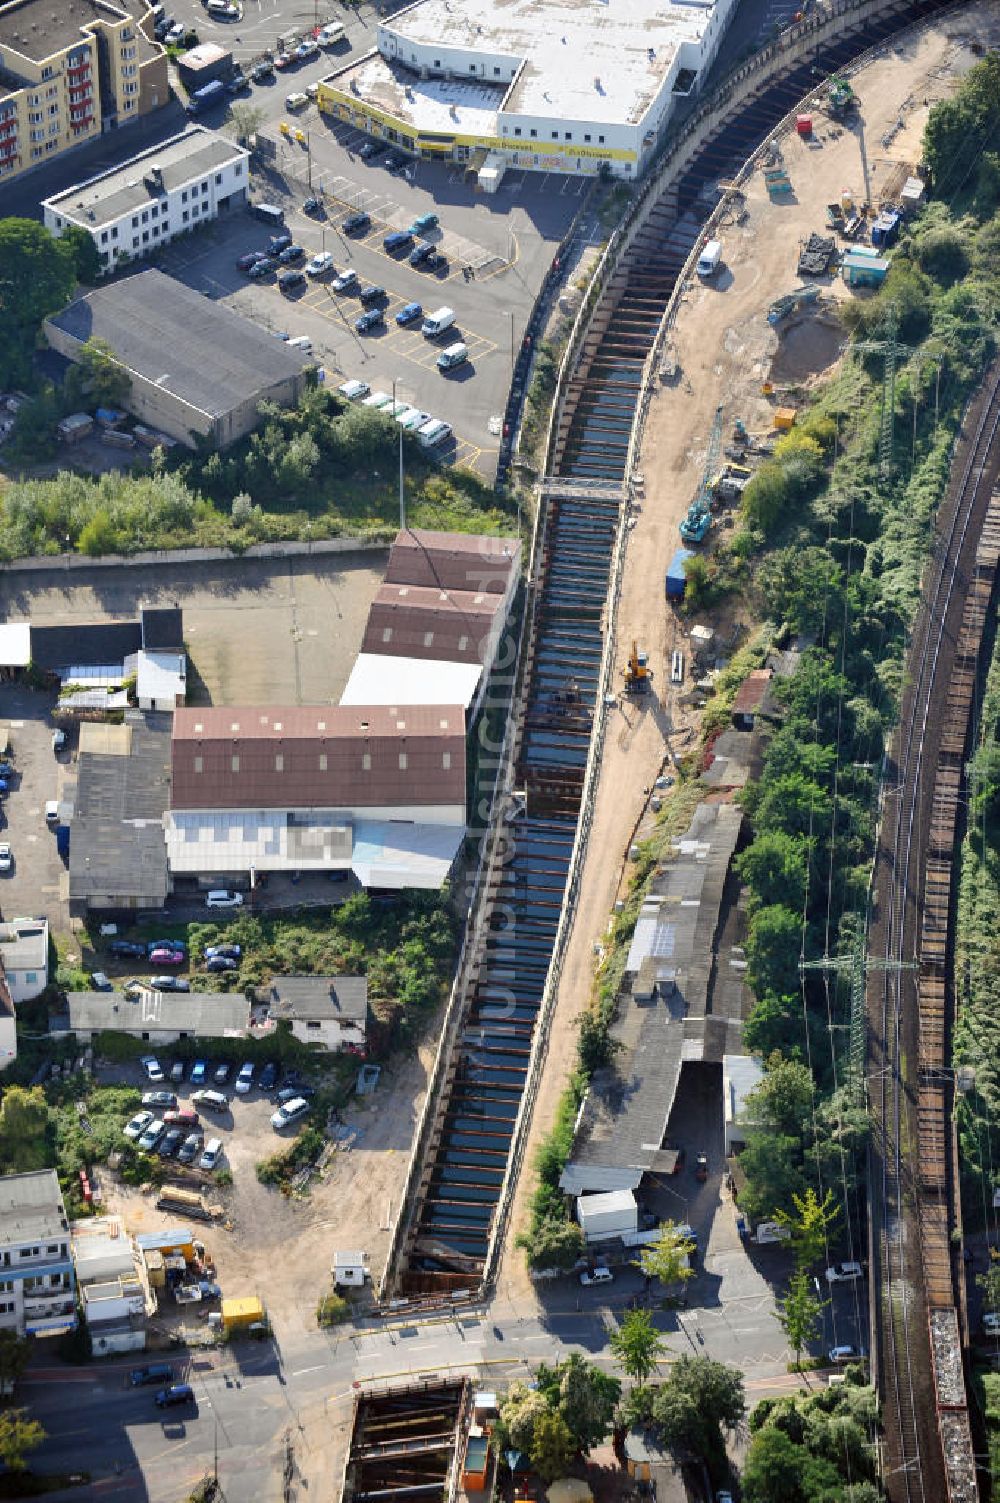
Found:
[497,1,1000,1306]
[101,1042,435,1342]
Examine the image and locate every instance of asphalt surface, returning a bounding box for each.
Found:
[0,685,68,926]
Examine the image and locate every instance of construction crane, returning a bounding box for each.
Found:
[623,640,652,695]
[679,403,724,544]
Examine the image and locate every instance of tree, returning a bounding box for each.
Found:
[634,1221,696,1290]
[227,102,266,146]
[529,1410,575,1484]
[737,1132,807,1227]
[977,1257,1000,1314]
[0,1087,51,1173]
[775,1270,826,1367]
[0,221,75,384]
[0,1408,45,1472]
[59,223,102,284]
[609,1307,666,1386]
[776,1186,840,1270]
[497,1382,548,1453]
[74,337,131,409]
[748,1054,815,1138]
[525,1216,584,1273]
[745,905,803,1003]
[543,1353,619,1452]
[736,831,810,915]
[0,1333,30,1396]
[742,1425,843,1503]
[647,1356,744,1478]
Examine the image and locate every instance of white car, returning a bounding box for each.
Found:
[270,1097,309,1130]
[0,843,11,873]
[828,1344,865,1365]
[285,91,308,111]
[52,729,66,753]
[825,1261,864,1284]
[579,1266,613,1287]
[306,251,335,278]
[205,889,243,909]
[45,800,59,822]
[199,1137,224,1171]
[235,1062,254,1095]
[317,23,344,45]
[140,1055,165,1082]
[332,268,358,293]
[983,1312,1000,1335]
[123,1110,154,1141]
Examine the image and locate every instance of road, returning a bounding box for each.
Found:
[26,1275,857,1503]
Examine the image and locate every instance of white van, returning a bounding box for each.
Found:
[421,306,455,338]
[287,335,312,353]
[696,239,723,278]
[417,419,453,449]
[397,407,431,432]
[318,21,346,45]
[362,390,393,410]
[670,650,685,685]
[436,342,468,372]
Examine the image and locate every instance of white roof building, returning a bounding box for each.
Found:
[319,0,738,179]
[136,649,186,711]
[0,623,31,669]
[340,654,484,714]
[0,917,49,1004]
[723,1053,765,1154]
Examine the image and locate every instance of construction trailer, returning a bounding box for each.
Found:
[842,248,889,288]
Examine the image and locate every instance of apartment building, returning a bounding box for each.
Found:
[0,1170,77,1338]
[0,0,167,187]
[43,128,249,274]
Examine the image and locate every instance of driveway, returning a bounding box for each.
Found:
[0,684,69,932]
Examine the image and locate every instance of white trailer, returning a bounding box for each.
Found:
[576,1189,638,1244]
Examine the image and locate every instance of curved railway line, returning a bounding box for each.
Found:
[868,367,1000,1503]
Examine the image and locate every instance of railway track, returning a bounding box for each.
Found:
[867,368,1000,1503]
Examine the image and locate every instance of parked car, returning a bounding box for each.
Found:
[0,844,11,874]
[141,1090,176,1109]
[205,955,238,973]
[191,1090,229,1113]
[90,972,113,992]
[408,211,439,235]
[151,976,191,992]
[271,1097,310,1130]
[149,947,185,967]
[140,1056,165,1082]
[383,150,407,172]
[342,211,370,234]
[163,1109,199,1128]
[213,1062,231,1084]
[306,251,335,277]
[177,1132,203,1165]
[247,257,277,279]
[579,1266,613,1287]
[110,940,146,959]
[259,1062,278,1091]
[409,240,434,266]
[396,301,423,326]
[278,244,305,264]
[199,1137,224,1171]
[694,1152,709,1181]
[825,1261,865,1284]
[251,61,275,83]
[206,890,243,909]
[303,196,324,216]
[155,1384,195,1409]
[52,729,66,753]
[190,1060,207,1085]
[235,1062,254,1095]
[285,91,309,111]
[384,229,413,254]
[273,51,292,70]
[421,250,447,272]
[983,1312,1000,1335]
[332,268,358,293]
[123,1111,154,1141]
[276,1083,315,1102]
[158,1128,184,1158]
[358,284,385,305]
[146,938,186,956]
[138,1119,165,1152]
[203,944,242,960]
[278,269,306,293]
[169,1060,186,1083]
[130,1363,173,1387]
[828,1345,866,1365]
[355,308,384,333]
[45,800,59,822]
[358,140,379,160]
[295,38,318,59]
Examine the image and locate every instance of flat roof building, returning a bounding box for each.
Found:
[166,704,467,890]
[319,0,737,181]
[0,1170,76,1338]
[53,988,251,1043]
[68,710,172,918]
[42,126,249,275]
[0,916,48,1003]
[0,0,167,189]
[44,269,310,450]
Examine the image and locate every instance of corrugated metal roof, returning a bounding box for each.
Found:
[170,704,466,812]
[385,528,520,594]
[362,583,501,664]
[732,668,773,716]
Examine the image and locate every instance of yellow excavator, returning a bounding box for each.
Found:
[623,641,651,695]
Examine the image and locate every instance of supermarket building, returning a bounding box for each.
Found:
[317,0,738,183]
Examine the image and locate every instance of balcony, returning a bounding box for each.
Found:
[0,118,17,138]
[69,87,92,104]
[0,141,19,159]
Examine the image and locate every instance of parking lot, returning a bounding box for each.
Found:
[0,685,69,925]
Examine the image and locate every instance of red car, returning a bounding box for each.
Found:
[273,51,292,69]
[163,1109,200,1128]
[149,946,185,966]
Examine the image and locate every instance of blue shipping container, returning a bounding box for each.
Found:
[56,826,69,858]
[666,547,695,599]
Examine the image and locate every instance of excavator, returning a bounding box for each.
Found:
[623,641,652,695]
